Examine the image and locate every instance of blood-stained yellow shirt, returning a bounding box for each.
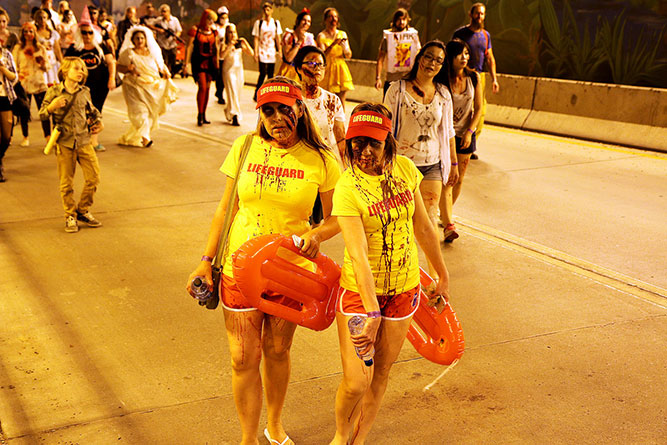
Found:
[332,155,423,295]
[220,135,340,277]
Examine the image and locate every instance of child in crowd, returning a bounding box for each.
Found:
[39,56,103,233]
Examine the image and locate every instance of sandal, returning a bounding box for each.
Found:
[264,428,292,445]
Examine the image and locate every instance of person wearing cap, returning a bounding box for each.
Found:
[187,77,341,445]
[213,5,230,104]
[384,40,458,257]
[330,103,451,445]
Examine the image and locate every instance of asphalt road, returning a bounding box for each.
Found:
[1,79,665,444]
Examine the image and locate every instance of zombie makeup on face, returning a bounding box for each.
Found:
[351,137,385,175]
[260,103,300,144]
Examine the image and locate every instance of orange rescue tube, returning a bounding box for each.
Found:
[406,268,465,365]
[232,234,340,331]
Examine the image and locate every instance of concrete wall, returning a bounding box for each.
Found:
[244,56,666,152]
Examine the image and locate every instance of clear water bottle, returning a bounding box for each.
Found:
[190,276,212,305]
[348,316,375,366]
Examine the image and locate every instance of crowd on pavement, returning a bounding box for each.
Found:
[2,2,501,443]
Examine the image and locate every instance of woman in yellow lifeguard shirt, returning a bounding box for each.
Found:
[330,103,452,445]
[187,78,340,445]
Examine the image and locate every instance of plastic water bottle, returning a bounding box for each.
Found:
[348,316,375,366]
[190,276,212,305]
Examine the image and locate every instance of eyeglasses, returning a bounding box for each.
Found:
[303,61,325,70]
[81,30,94,35]
[422,53,444,66]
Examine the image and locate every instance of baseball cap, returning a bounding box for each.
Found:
[217,6,229,15]
[256,82,303,109]
[346,111,392,141]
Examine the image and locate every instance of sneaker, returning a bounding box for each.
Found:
[65,215,79,233]
[444,224,459,243]
[76,210,102,227]
[94,144,106,152]
[19,138,29,147]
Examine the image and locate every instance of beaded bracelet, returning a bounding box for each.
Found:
[201,255,213,262]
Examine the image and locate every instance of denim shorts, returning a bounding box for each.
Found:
[416,162,442,181]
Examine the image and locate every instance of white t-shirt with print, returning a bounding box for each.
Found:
[252,18,282,63]
[303,87,345,153]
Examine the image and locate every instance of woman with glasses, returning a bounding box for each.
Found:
[330,103,452,444]
[187,77,341,445]
[65,21,115,151]
[384,40,458,271]
[316,7,353,110]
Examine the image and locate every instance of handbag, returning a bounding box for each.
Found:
[201,134,254,309]
[11,82,30,118]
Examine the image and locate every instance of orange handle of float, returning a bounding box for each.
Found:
[232,234,340,331]
[406,268,465,365]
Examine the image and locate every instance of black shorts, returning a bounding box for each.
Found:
[455,132,476,155]
[0,96,11,112]
[416,162,442,181]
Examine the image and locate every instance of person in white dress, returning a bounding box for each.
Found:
[219,23,253,126]
[116,26,177,147]
[34,8,62,86]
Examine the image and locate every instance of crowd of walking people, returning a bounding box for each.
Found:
[2,2,499,441]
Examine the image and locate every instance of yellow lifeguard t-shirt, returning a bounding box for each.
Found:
[220,135,340,277]
[332,155,423,295]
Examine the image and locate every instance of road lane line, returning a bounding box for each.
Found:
[456,216,667,308]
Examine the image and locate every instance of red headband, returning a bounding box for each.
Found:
[256,83,303,109]
[346,111,392,141]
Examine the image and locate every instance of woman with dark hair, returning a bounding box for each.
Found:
[13,22,51,146]
[277,8,314,82]
[384,40,458,267]
[0,8,19,52]
[316,7,353,109]
[330,102,452,445]
[219,23,253,126]
[184,9,218,126]
[65,20,116,151]
[187,77,341,445]
[439,38,483,242]
[0,36,17,182]
[34,8,62,86]
[293,45,344,160]
[117,26,175,147]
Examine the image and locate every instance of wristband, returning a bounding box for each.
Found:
[451,162,458,166]
[467,128,475,135]
[366,311,381,318]
[201,255,213,263]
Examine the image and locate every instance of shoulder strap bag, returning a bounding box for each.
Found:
[203,134,254,309]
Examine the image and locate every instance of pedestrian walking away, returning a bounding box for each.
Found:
[330,103,453,445]
[187,77,341,445]
[39,57,103,233]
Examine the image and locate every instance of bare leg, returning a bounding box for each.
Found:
[262,315,297,445]
[452,153,472,204]
[439,185,453,227]
[223,308,264,445]
[420,179,443,275]
[330,313,374,445]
